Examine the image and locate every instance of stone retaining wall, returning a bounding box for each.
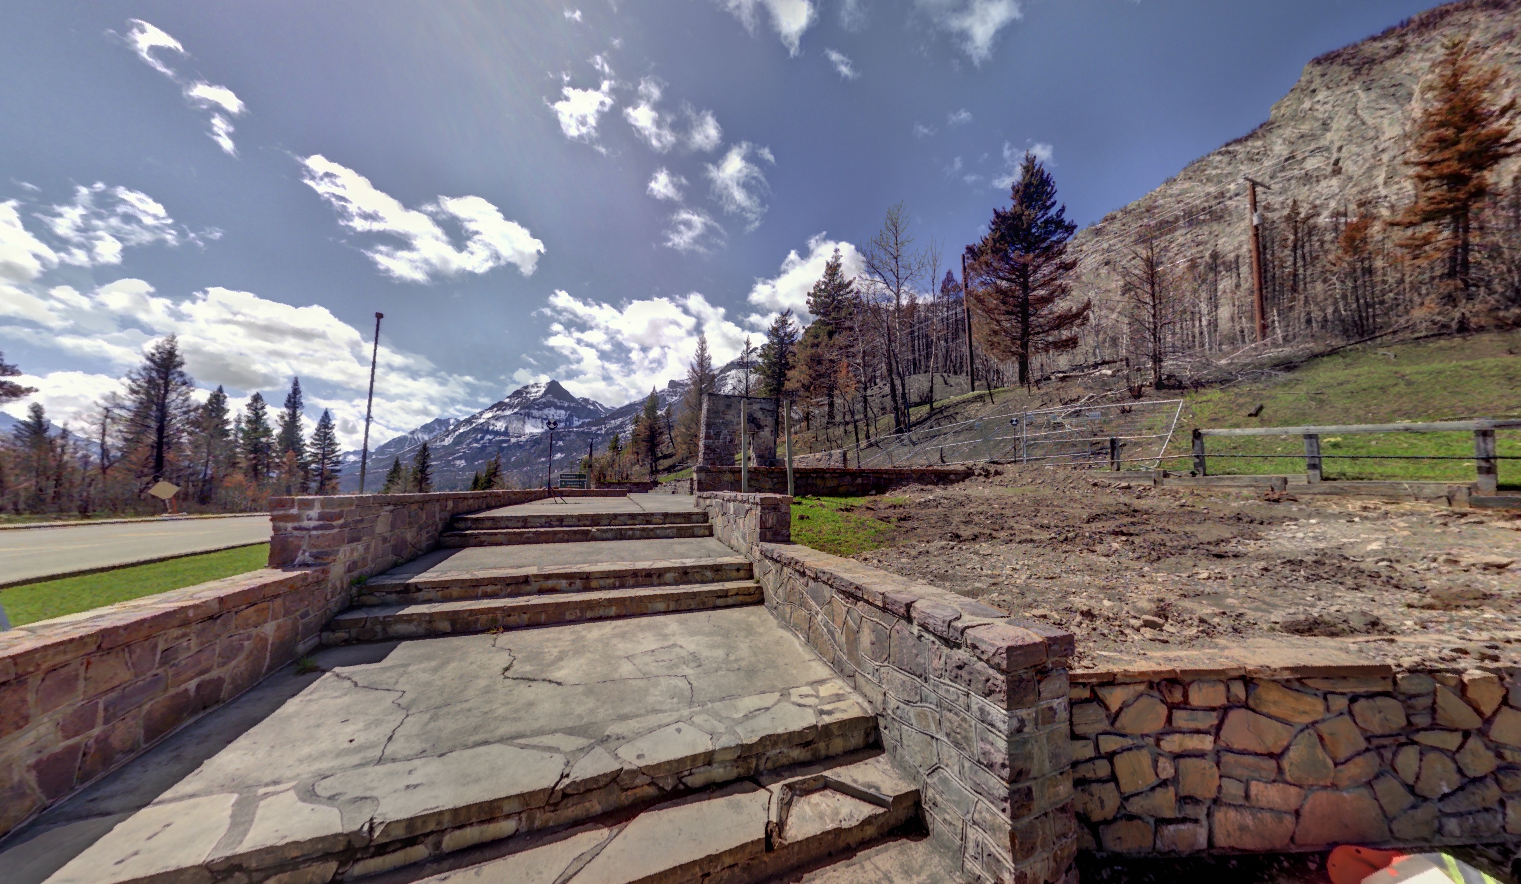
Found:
[1069,665,1521,855]
[0,567,328,839]
[697,492,1078,884]
[694,465,975,495]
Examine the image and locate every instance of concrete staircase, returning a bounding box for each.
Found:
[12,495,934,884]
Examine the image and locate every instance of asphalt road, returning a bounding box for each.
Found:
[0,516,272,586]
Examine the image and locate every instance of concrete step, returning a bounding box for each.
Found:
[324,581,764,643]
[403,753,919,884]
[440,523,714,548]
[357,557,755,606]
[453,510,708,531]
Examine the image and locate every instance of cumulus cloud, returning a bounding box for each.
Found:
[122,19,247,155]
[913,123,935,139]
[0,371,126,429]
[948,108,972,125]
[718,0,817,55]
[647,168,687,202]
[744,233,864,325]
[824,49,859,79]
[536,289,747,404]
[664,209,726,253]
[299,155,544,283]
[914,0,1022,64]
[991,140,1055,189]
[565,8,583,21]
[0,201,59,282]
[706,143,774,231]
[684,107,723,153]
[623,78,678,152]
[549,80,615,144]
[37,184,182,267]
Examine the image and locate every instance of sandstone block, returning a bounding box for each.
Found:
[1438,775,1500,814]
[1228,680,1246,703]
[1434,684,1484,730]
[1315,715,1369,763]
[1440,810,1502,840]
[1455,735,1499,778]
[1351,697,1406,735]
[1159,734,1213,754]
[1507,796,1521,835]
[1156,821,1207,853]
[1394,745,1422,784]
[1248,682,1325,724]
[1414,749,1463,799]
[1097,735,1138,754]
[1100,819,1153,853]
[1071,739,1095,761]
[1462,670,1506,717]
[1211,806,1295,851]
[1489,706,1521,748]
[1294,788,1390,846]
[1113,748,1158,795]
[1075,781,1122,823]
[1171,709,1218,732]
[1219,709,1295,755]
[1396,673,1435,695]
[1114,696,1169,735]
[1413,730,1463,750]
[1248,780,1304,812]
[1281,730,1335,786]
[1390,802,1439,841]
[1155,756,1175,779]
[1125,785,1177,819]
[1176,758,1219,800]
[1333,752,1381,788]
[1187,680,1227,708]
[1373,773,1415,818]
[1071,702,1107,737]
[1220,777,1245,804]
[1095,683,1146,712]
[1160,681,1186,704]
[1219,752,1278,782]
[1073,759,1112,781]
[1498,767,1521,793]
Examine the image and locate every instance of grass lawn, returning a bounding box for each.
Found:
[790,496,903,557]
[1,543,270,627]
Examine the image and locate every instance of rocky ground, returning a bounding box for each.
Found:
[840,467,1521,672]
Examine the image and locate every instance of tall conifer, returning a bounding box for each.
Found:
[310,409,343,494]
[239,393,275,487]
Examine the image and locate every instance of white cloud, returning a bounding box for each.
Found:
[647,168,687,202]
[914,0,1022,64]
[37,184,181,267]
[565,7,583,20]
[718,0,817,55]
[300,155,544,283]
[948,108,972,125]
[664,209,726,253]
[685,108,723,153]
[839,0,866,30]
[825,49,859,79]
[549,80,615,144]
[991,140,1055,189]
[121,20,247,155]
[537,289,747,404]
[623,78,678,152]
[744,233,864,325]
[590,54,614,78]
[0,200,59,282]
[0,371,126,429]
[706,143,773,231]
[913,123,935,139]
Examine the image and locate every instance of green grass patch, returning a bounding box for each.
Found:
[658,467,693,482]
[790,496,899,557]
[1,544,270,627]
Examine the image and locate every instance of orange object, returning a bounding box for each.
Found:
[1328,846,1408,884]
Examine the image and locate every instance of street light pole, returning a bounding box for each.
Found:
[359,312,384,494]
[545,419,559,492]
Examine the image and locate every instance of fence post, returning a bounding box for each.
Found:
[1304,433,1323,483]
[1109,437,1120,471]
[1191,429,1206,476]
[1474,428,1498,494]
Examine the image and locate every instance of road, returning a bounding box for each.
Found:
[0,516,272,586]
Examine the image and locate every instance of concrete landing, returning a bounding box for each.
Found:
[469,494,702,517]
[4,608,876,884]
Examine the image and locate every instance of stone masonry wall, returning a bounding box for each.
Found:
[696,492,1079,884]
[1069,666,1521,855]
[694,465,975,495]
[0,567,328,839]
[698,394,778,467]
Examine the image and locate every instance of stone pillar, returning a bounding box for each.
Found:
[698,394,778,467]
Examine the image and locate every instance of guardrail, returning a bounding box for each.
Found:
[1190,419,1521,492]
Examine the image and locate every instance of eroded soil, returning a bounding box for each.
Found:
[839,467,1521,671]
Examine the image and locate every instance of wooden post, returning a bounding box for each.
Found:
[1109,437,1120,471]
[1246,177,1270,343]
[1191,429,1207,476]
[1304,433,1322,483]
[1474,428,1498,494]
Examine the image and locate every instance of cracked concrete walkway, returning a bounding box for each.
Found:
[4,608,875,884]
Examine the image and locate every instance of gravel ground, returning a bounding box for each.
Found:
[840,467,1521,672]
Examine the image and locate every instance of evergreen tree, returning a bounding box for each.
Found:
[0,351,37,404]
[411,442,433,492]
[636,389,661,472]
[239,392,275,487]
[789,250,857,426]
[121,336,198,483]
[607,433,622,456]
[806,249,857,334]
[965,152,1091,387]
[12,402,49,447]
[672,334,717,462]
[12,403,51,512]
[380,457,405,493]
[310,409,343,494]
[756,309,799,402]
[480,455,502,489]
[1391,37,1521,299]
[276,378,309,494]
[192,386,234,504]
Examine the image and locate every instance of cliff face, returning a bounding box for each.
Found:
[1068,0,1521,359]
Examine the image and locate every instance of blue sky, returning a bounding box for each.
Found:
[1,0,1438,446]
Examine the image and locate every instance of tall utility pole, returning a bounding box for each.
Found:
[1245,178,1270,343]
[961,253,976,394]
[545,419,559,491]
[358,312,384,493]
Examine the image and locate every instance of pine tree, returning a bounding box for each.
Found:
[673,334,717,462]
[120,336,198,483]
[380,457,405,493]
[965,152,1091,387]
[0,351,37,404]
[1391,37,1521,301]
[636,389,661,473]
[411,442,433,492]
[239,393,275,487]
[12,402,51,512]
[756,309,798,403]
[192,386,234,504]
[607,433,622,456]
[789,253,857,431]
[276,378,309,494]
[310,409,343,494]
[480,455,502,489]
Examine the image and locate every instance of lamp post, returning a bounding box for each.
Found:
[359,312,384,493]
[544,419,559,491]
